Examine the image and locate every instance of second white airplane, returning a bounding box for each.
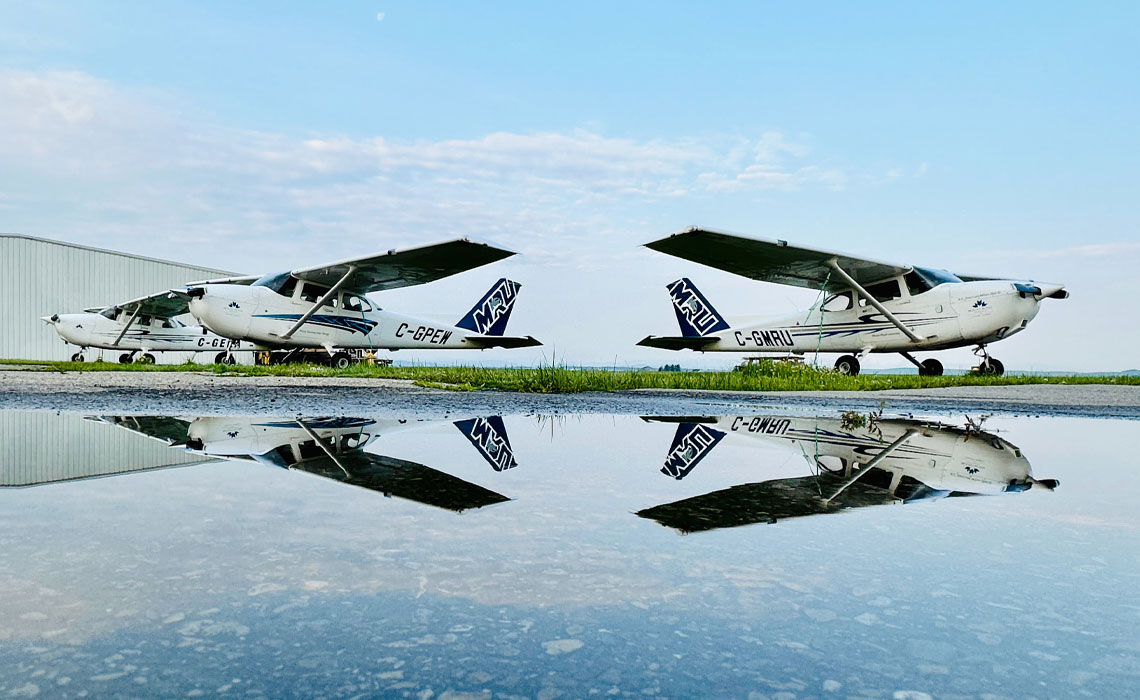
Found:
[184,238,541,366]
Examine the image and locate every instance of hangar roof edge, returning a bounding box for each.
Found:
[0,233,237,276]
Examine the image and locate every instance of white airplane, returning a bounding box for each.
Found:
[638,227,1069,376]
[639,413,1058,531]
[182,238,541,367]
[41,287,247,364]
[95,414,517,511]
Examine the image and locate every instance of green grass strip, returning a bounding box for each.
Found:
[4,358,1139,393]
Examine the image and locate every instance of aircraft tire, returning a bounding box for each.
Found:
[919,358,943,377]
[331,352,352,370]
[71,352,84,362]
[118,353,133,364]
[215,352,235,365]
[138,353,156,364]
[834,355,860,376]
[979,357,1004,376]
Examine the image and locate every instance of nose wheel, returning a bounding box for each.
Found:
[71,352,85,362]
[971,346,1005,376]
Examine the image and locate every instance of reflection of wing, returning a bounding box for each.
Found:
[637,473,905,533]
[290,238,515,294]
[645,227,909,291]
[294,452,510,512]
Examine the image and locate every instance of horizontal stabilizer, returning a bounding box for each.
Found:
[637,335,718,351]
[464,335,542,349]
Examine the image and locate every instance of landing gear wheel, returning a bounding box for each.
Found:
[137,353,156,364]
[834,355,861,376]
[71,352,85,363]
[118,353,133,364]
[978,357,1004,376]
[919,358,944,377]
[214,352,235,365]
[331,352,352,370]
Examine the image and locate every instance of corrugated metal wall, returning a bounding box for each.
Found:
[0,411,209,487]
[0,234,237,363]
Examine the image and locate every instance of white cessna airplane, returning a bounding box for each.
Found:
[42,287,246,364]
[183,238,541,367]
[638,413,1057,531]
[638,227,1069,376]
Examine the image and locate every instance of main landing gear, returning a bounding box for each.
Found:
[834,355,861,376]
[899,351,944,377]
[971,346,1004,376]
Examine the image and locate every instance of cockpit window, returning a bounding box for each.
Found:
[822,292,853,312]
[904,271,931,296]
[137,315,152,327]
[252,272,298,297]
[863,279,902,303]
[100,308,118,319]
[913,267,963,287]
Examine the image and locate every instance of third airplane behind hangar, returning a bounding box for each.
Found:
[638,227,1068,376]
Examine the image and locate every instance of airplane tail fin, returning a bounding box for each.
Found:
[454,416,518,471]
[660,421,726,480]
[666,278,729,337]
[456,279,521,337]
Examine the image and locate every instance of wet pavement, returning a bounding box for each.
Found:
[2,406,1139,699]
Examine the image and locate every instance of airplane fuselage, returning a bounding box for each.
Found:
[45,312,241,354]
[663,414,1044,495]
[189,284,506,350]
[677,280,1054,354]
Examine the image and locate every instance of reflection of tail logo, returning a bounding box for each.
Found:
[454,416,517,471]
[662,423,726,480]
[473,281,519,334]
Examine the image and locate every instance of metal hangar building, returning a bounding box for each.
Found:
[1,234,235,363]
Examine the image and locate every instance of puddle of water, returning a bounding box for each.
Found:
[1,409,1138,699]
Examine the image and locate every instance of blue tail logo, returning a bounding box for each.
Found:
[667,278,730,338]
[456,279,521,336]
[661,422,726,480]
[454,416,518,471]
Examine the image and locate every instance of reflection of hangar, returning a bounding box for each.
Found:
[0,234,232,362]
[0,411,208,487]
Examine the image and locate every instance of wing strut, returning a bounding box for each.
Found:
[111,305,143,347]
[294,419,352,479]
[279,266,357,340]
[821,428,919,504]
[826,259,923,343]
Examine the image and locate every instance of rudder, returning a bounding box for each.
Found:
[666,278,729,338]
[456,279,521,336]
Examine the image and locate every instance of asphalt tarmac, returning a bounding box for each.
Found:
[2,368,1137,419]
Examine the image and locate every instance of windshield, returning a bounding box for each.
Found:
[913,267,962,287]
[252,272,298,296]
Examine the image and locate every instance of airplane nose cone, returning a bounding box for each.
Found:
[1036,283,1068,300]
[41,315,58,324]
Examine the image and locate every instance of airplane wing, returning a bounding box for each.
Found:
[289,238,516,294]
[184,274,260,287]
[112,290,197,319]
[645,227,910,291]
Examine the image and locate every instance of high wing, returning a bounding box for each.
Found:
[105,289,198,319]
[185,274,260,287]
[645,227,910,292]
[289,237,516,294]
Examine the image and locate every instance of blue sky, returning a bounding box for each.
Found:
[2,1,1137,369]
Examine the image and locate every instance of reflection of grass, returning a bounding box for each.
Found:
[6,358,1140,393]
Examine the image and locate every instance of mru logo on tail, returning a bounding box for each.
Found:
[454,416,518,471]
[457,279,521,336]
[661,422,726,480]
[667,278,730,338]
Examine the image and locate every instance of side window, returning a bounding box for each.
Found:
[161,319,174,328]
[300,283,337,308]
[137,315,152,327]
[343,294,372,313]
[822,292,852,312]
[859,279,902,306]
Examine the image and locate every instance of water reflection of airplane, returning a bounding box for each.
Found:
[638,414,1058,532]
[92,415,518,512]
